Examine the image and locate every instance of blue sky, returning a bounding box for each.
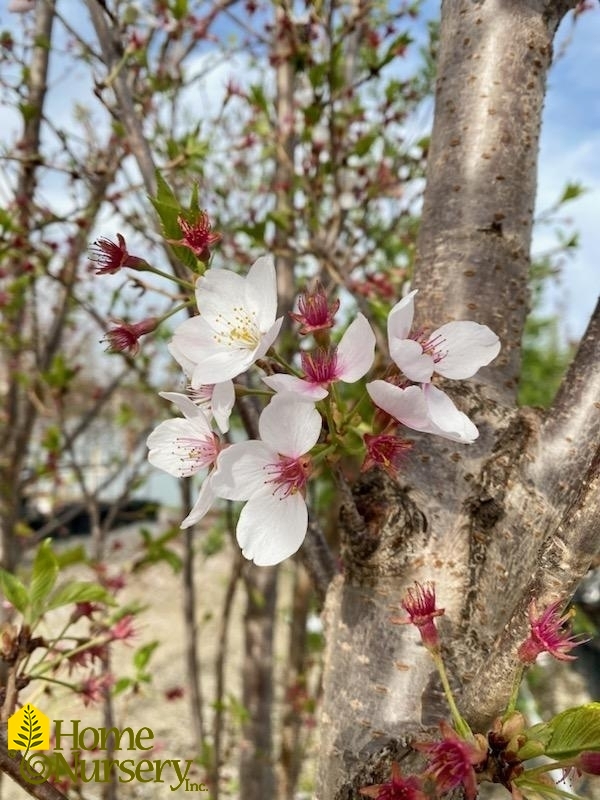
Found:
[1,2,598,342]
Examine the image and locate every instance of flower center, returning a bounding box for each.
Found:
[301,348,338,385]
[264,455,311,498]
[175,435,219,473]
[413,329,448,364]
[213,307,261,349]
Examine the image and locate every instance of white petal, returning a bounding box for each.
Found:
[245,255,278,330]
[236,491,307,565]
[211,380,236,433]
[181,477,217,528]
[159,391,205,420]
[258,395,321,456]
[210,441,274,500]
[195,268,247,319]
[168,316,205,373]
[191,348,255,385]
[262,374,328,400]
[253,316,284,360]
[422,384,479,443]
[336,313,376,382]
[387,289,417,342]
[389,339,434,383]
[367,381,431,430]
[147,418,216,477]
[430,321,501,380]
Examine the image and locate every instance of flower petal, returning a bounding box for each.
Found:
[167,316,205,375]
[236,491,308,565]
[147,417,216,477]
[387,289,417,342]
[389,338,434,383]
[244,255,278,330]
[422,384,479,443]
[181,477,217,528]
[195,268,247,319]
[211,441,274,500]
[336,313,376,382]
[159,391,204,420]
[367,381,431,430]
[258,395,321,456]
[211,380,236,433]
[262,374,328,400]
[252,316,284,361]
[431,321,501,379]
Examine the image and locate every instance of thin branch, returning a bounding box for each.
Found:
[0,732,67,800]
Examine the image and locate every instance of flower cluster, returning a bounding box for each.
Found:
[141,251,501,565]
[367,289,500,443]
[361,582,598,800]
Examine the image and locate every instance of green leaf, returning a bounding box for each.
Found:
[133,641,159,672]
[544,703,600,759]
[29,539,59,622]
[559,181,587,205]
[46,581,113,611]
[0,569,29,613]
[113,677,134,695]
[353,132,377,158]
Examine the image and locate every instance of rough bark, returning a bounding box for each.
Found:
[316,2,589,798]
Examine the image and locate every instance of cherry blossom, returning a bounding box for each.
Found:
[169,256,283,384]
[146,395,220,527]
[167,211,221,264]
[89,233,146,274]
[289,281,340,334]
[103,318,158,355]
[360,762,427,800]
[517,600,588,664]
[263,313,375,400]
[210,395,321,565]
[388,289,500,383]
[391,581,445,653]
[366,381,479,443]
[416,721,487,800]
[362,433,411,478]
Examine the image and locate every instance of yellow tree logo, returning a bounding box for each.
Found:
[7,704,50,751]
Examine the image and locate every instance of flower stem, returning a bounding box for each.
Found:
[503,665,525,720]
[432,651,473,739]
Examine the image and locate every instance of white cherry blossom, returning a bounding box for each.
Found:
[210,395,322,565]
[263,313,375,400]
[366,381,479,444]
[169,255,283,385]
[388,289,500,383]
[146,395,220,527]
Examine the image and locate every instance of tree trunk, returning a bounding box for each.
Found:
[316,2,594,798]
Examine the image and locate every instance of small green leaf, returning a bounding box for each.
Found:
[133,641,159,672]
[29,539,59,622]
[113,677,133,695]
[545,703,600,759]
[47,581,113,611]
[0,569,29,614]
[353,132,377,158]
[559,181,587,205]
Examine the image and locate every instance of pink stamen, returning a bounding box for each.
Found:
[301,349,338,385]
[412,328,448,363]
[264,455,311,498]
